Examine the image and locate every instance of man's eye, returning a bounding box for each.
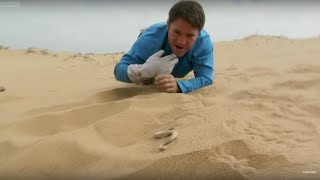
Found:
[187,33,195,38]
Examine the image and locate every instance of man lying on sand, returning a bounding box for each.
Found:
[114,0,214,94]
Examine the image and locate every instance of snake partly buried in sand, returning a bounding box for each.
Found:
[0,86,5,92]
[153,128,178,151]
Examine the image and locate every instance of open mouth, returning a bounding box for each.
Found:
[175,44,183,50]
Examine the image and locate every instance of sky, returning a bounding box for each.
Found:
[1,0,320,53]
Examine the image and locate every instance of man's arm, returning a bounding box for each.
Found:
[114,23,167,83]
[176,42,214,94]
[114,39,148,83]
[114,53,144,83]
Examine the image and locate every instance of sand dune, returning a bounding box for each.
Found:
[0,36,319,179]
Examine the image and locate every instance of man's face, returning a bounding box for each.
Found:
[167,18,199,57]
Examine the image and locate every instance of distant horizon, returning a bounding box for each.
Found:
[1,0,320,53]
[2,34,320,55]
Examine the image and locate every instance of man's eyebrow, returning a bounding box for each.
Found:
[173,28,180,32]
[187,32,195,36]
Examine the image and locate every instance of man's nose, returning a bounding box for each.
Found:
[177,36,187,45]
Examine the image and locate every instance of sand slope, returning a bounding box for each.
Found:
[0,36,319,179]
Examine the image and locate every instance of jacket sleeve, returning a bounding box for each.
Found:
[114,54,143,83]
[114,26,165,83]
[176,39,214,94]
[114,39,148,83]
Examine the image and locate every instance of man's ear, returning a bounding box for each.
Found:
[167,19,170,31]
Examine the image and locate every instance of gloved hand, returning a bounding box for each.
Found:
[127,50,179,84]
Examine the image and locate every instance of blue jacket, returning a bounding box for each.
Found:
[114,22,214,94]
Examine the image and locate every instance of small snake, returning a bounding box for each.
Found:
[153,128,178,151]
[0,86,5,92]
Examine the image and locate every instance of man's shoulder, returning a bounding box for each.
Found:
[198,28,212,43]
[132,22,167,61]
[148,22,167,30]
[142,22,167,35]
[189,28,213,57]
[194,28,213,48]
[137,22,167,48]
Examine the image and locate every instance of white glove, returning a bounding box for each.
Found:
[127,50,179,84]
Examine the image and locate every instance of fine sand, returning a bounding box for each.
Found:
[0,36,320,179]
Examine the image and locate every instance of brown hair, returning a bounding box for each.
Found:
[168,0,205,31]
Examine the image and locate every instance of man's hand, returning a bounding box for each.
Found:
[127,50,178,84]
[154,74,181,93]
[141,50,178,78]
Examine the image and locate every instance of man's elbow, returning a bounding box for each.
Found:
[113,64,121,80]
[204,76,213,86]
[114,63,132,83]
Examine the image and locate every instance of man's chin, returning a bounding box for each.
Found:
[173,51,186,58]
